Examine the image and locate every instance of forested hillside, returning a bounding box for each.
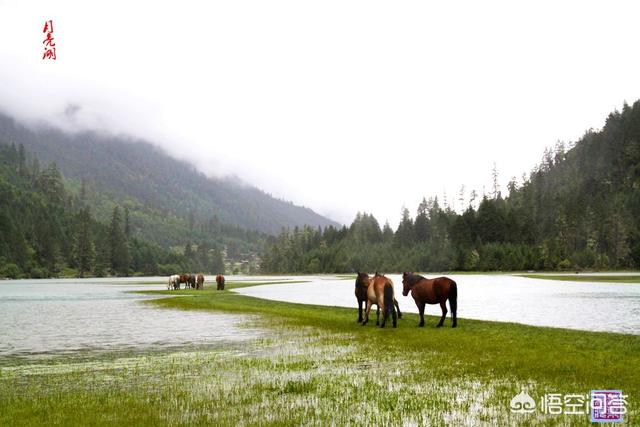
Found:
[0,113,339,247]
[0,143,224,278]
[261,101,640,273]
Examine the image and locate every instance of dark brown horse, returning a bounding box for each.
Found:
[196,274,205,290]
[187,274,196,289]
[354,272,370,323]
[362,273,402,327]
[402,272,457,328]
[216,274,225,290]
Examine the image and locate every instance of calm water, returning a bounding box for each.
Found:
[0,279,261,361]
[235,274,640,335]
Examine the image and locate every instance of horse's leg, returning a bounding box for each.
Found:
[392,307,397,328]
[358,299,363,323]
[380,307,387,328]
[437,301,448,327]
[417,302,425,327]
[362,300,372,326]
[376,305,380,326]
[394,297,402,319]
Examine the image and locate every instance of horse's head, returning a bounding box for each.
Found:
[355,272,370,289]
[402,272,413,296]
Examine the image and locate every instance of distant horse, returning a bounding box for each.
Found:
[402,272,457,328]
[362,273,401,327]
[216,274,225,290]
[168,274,180,290]
[196,274,205,290]
[179,274,190,289]
[187,274,196,289]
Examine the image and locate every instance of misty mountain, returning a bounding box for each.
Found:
[0,112,340,245]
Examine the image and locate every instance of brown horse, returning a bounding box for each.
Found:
[196,274,205,290]
[179,274,190,289]
[187,274,196,289]
[402,272,457,328]
[362,273,401,327]
[216,274,225,290]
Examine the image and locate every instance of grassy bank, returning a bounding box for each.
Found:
[1,280,638,425]
[520,274,640,283]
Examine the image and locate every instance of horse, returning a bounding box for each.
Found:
[216,274,225,290]
[401,272,457,328]
[354,272,370,323]
[168,274,180,290]
[178,274,190,289]
[361,272,402,327]
[381,281,397,328]
[187,274,197,289]
[196,274,205,290]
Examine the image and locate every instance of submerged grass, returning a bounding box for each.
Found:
[1,280,639,425]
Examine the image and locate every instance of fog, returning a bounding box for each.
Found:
[1,0,639,226]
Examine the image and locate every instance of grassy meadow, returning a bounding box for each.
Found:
[0,278,638,425]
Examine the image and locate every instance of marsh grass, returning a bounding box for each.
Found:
[1,280,639,425]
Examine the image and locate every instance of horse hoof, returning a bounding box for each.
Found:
[418,323,424,328]
[437,324,443,328]
[452,324,457,328]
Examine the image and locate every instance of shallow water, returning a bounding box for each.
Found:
[234,274,640,335]
[0,279,261,361]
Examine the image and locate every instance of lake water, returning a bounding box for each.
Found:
[2,274,638,362]
[0,278,261,362]
[234,274,640,335]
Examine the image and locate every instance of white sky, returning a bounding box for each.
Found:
[1,1,639,227]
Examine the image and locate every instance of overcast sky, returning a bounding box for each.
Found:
[1,1,639,227]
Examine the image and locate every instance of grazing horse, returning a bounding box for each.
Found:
[179,274,189,289]
[362,273,402,327]
[402,272,457,328]
[187,274,197,289]
[168,274,180,290]
[196,274,205,290]
[216,274,225,290]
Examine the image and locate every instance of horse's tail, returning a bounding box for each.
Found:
[449,280,457,317]
[383,282,394,311]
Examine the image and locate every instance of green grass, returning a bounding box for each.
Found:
[1,280,639,425]
[520,274,640,283]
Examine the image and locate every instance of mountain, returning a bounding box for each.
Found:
[0,112,340,249]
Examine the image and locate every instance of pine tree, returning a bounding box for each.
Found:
[74,207,95,277]
[109,206,130,275]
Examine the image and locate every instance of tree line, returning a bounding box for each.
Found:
[261,100,640,273]
[0,143,225,278]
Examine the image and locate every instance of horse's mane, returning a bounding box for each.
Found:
[405,273,426,287]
